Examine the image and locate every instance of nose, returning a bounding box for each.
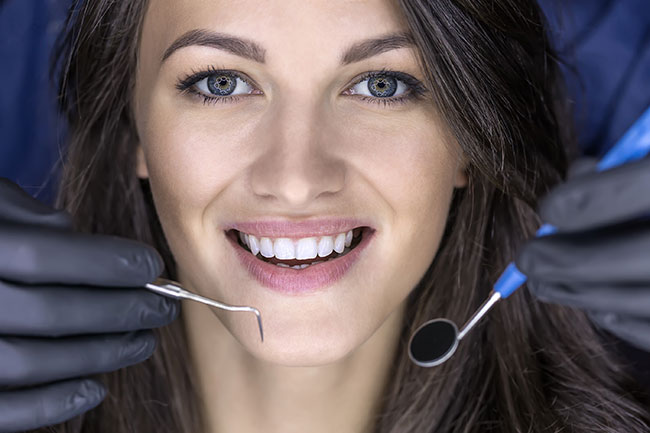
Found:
[248,100,346,208]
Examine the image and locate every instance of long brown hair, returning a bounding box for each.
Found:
[39,0,649,431]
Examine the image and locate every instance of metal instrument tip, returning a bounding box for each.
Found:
[145,278,265,342]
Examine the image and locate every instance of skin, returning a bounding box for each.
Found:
[134,0,467,431]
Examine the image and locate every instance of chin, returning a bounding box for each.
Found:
[230,315,362,367]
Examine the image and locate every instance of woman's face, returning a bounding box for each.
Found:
[134,0,467,365]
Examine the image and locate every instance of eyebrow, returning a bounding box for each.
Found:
[161,29,415,65]
[341,31,414,65]
[162,29,266,63]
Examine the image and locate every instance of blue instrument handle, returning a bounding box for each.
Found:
[495,104,650,298]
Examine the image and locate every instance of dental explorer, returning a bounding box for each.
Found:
[145,277,264,342]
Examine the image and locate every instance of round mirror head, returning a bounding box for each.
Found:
[408,318,459,367]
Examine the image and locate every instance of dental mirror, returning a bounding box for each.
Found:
[408,318,458,367]
[409,291,501,367]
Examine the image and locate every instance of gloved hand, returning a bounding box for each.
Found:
[0,178,179,432]
[515,156,650,352]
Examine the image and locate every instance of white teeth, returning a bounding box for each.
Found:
[334,233,346,253]
[247,234,260,256]
[241,229,356,260]
[273,238,295,260]
[275,261,324,269]
[317,235,334,257]
[296,237,318,260]
[259,237,274,258]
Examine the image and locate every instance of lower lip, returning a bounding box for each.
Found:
[226,228,375,295]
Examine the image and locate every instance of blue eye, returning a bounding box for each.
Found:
[349,75,408,98]
[176,67,260,105]
[194,72,255,97]
[341,70,429,107]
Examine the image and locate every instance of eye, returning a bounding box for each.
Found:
[349,74,408,98]
[342,70,428,107]
[176,68,261,105]
[194,72,255,97]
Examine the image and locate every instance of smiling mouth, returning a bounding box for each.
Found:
[227,227,368,269]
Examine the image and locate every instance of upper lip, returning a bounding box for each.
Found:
[226,217,374,239]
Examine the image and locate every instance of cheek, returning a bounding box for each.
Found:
[136,93,260,250]
[336,103,458,194]
[141,127,219,220]
[342,111,459,224]
[339,113,460,309]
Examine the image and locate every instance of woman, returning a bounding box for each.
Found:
[2,0,649,431]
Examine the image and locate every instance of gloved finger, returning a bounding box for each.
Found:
[527,281,650,317]
[0,378,105,432]
[0,178,73,230]
[0,279,179,337]
[538,156,650,231]
[566,157,598,179]
[588,311,650,352]
[0,330,155,388]
[515,219,650,284]
[0,222,163,287]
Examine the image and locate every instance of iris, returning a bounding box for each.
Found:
[367,76,397,97]
[207,73,237,96]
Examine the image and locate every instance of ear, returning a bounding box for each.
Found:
[453,158,468,188]
[136,145,150,179]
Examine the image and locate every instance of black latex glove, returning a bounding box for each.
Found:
[0,178,179,433]
[515,156,650,352]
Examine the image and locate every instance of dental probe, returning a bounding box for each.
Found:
[409,103,650,367]
[145,277,264,342]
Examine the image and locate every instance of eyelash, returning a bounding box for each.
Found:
[175,66,429,108]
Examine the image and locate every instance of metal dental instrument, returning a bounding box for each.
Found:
[145,277,264,342]
[409,104,650,367]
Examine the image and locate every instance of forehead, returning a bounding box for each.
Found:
[140,0,410,64]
